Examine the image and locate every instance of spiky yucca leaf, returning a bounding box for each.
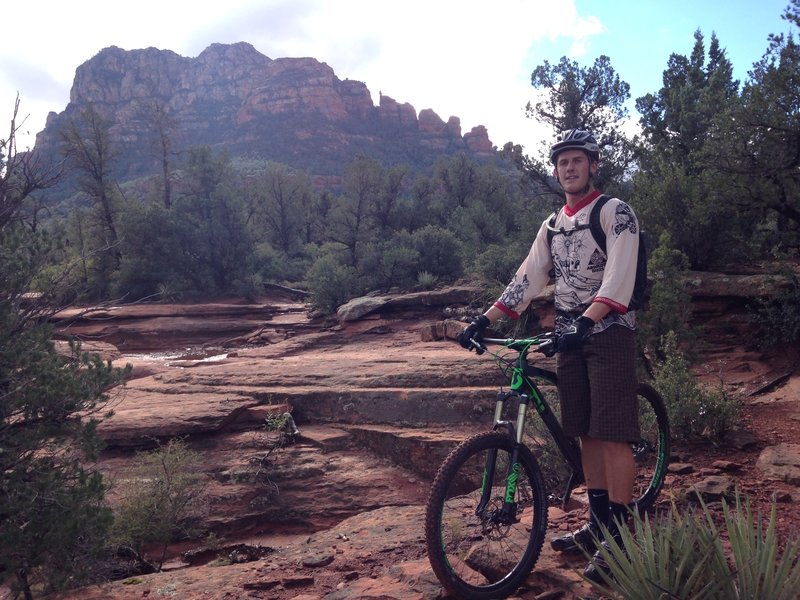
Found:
[584,494,800,600]
[717,495,800,600]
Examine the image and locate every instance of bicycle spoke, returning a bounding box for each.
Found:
[425,336,670,599]
[426,432,547,599]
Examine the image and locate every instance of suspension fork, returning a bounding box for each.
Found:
[476,391,530,521]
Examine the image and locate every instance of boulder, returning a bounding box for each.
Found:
[756,443,800,485]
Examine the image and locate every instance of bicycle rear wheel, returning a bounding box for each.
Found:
[425,431,548,600]
[630,383,670,512]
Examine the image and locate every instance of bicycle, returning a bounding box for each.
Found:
[424,332,670,599]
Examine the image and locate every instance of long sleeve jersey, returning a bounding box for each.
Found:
[494,190,640,332]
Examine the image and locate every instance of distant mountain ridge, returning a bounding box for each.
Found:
[33,42,496,187]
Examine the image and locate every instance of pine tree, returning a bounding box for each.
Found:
[2,98,128,599]
[633,30,748,269]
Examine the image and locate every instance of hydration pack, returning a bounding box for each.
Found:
[546,195,648,311]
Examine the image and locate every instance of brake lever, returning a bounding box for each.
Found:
[469,338,486,355]
[538,337,559,357]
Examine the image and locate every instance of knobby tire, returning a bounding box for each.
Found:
[631,383,670,512]
[424,431,548,600]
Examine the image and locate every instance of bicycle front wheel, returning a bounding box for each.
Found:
[630,383,671,512]
[425,431,548,600]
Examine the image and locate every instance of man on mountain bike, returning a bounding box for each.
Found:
[457,128,642,583]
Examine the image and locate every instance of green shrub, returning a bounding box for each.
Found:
[749,268,800,346]
[410,225,463,281]
[472,243,526,288]
[305,252,361,315]
[653,332,740,443]
[111,438,207,573]
[636,231,695,362]
[359,234,421,291]
[587,494,800,600]
[253,242,312,285]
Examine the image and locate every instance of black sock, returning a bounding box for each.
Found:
[608,501,629,540]
[587,488,609,529]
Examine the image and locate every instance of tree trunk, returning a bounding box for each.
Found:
[16,568,34,600]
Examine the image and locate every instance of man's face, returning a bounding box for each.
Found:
[553,149,597,195]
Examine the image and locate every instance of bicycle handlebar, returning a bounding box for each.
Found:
[468,332,559,357]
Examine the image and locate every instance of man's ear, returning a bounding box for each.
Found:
[553,167,559,182]
[590,161,599,176]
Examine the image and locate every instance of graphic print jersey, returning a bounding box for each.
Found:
[494,192,640,330]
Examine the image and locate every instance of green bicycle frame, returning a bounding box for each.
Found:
[477,337,586,513]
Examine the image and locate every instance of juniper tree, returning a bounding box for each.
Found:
[526,54,635,198]
[1,98,127,599]
[633,30,747,269]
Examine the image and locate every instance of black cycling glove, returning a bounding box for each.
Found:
[457,314,490,354]
[558,316,594,352]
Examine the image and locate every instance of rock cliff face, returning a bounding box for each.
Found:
[34,42,495,187]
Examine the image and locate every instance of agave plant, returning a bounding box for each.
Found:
[718,495,800,599]
[585,493,800,600]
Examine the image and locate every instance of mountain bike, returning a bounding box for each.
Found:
[424,332,670,599]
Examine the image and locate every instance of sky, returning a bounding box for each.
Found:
[1,0,794,158]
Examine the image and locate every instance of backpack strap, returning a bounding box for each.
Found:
[545,209,560,249]
[588,194,611,254]
[547,195,609,252]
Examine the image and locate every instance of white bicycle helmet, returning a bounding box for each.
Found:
[549,129,600,164]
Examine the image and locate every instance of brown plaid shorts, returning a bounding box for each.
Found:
[556,324,640,442]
